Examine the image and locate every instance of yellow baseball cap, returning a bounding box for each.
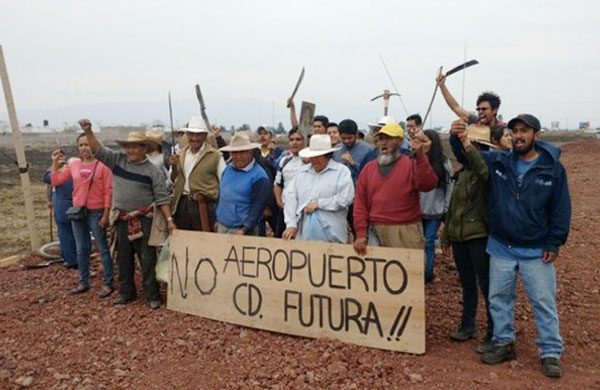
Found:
[377,123,404,138]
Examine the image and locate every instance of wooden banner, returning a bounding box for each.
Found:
[297,101,315,138]
[167,230,425,354]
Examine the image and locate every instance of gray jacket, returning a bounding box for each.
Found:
[420,159,453,219]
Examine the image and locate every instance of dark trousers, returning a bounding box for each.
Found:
[452,238,493,340]
[116,217,160,301]
[173,195,214,231]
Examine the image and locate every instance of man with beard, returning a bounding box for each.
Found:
[436,73,504,130]
[451,114,571,378]
[353,123,438,254]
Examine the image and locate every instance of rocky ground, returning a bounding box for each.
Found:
[1,141,599,389]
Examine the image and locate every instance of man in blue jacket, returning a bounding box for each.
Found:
[216,132,270,235]
[451,114,571,378]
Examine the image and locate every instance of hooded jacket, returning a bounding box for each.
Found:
[479,140,571,253]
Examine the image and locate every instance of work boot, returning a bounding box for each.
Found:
[449,326,478,341]
[476,339,495,354]
[148,300,161,310]
[482,343,516,364]
[541,357,563,378]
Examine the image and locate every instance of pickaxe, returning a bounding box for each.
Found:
[422,59,479,125]
[370,89,401,117]
[287,67,305,107]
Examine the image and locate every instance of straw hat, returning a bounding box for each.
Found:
[368,116,397,133]
[178,116,209,133]
[219,132,261,152]
[145,129,164,146]
[466,125,497,148]
[298,134,341,158]
[116,131,153,147]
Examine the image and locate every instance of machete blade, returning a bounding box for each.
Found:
[445,59,479,77]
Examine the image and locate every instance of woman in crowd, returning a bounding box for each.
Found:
[444,124,511,353]
[43,149,78,268]
[51,133,114,297]
[420,130,454,283]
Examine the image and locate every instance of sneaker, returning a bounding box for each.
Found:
[98,286,114,298]
[476,339,495,354]
[449,327,479,341]
[113,295,135,306]
[541,357,562,378]
[482,343,516,364]
[69,284,89,295]
[148,300,161,310]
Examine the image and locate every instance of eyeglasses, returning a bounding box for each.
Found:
[476,106,490,112]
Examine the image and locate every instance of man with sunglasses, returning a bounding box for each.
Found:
[436,73,504,129]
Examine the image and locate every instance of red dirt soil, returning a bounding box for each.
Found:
[1,140,599,389]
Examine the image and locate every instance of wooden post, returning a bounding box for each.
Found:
[0,45,40,251]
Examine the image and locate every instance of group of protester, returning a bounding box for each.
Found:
[44,73,571,378]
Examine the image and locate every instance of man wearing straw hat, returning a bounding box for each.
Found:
[282,134,354,243]
[78,119,174,310]
[353,123,438,255]
[169,117,226,232]
[215,132,270,235]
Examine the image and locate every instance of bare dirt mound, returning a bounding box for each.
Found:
[1,140,599,389]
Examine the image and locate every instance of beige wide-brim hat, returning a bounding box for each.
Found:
[178,116,209,133]
[116,131,153,147]
[220,132,261,152]
[368,115,397,132]
[145,129,164,146]
[298,134,341,158]
[467,125,498,149]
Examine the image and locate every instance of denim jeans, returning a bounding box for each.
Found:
[489,255,563,358]
[71,209,114,288]
[56,221,78,266]
[452,238,493,340]
[422,218,442,279]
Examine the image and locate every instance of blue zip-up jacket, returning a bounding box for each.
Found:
[452,136,571,253]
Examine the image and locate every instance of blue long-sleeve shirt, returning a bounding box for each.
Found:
[43,168,74,224]
[333,141,374,182]
[216,160,270,232]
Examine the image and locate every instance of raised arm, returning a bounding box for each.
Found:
[436,72,469,119]
[78,118,100,154]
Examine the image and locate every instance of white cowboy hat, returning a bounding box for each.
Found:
[219,132,261,152]
[178,116,209,133]
[367,115,397,133]
[298,134,341,158]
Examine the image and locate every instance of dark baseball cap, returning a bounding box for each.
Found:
[508,114,541,132]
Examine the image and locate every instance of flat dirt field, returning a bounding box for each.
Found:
[0,140,599,389]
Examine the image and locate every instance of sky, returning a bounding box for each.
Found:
[1,0,599,131]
